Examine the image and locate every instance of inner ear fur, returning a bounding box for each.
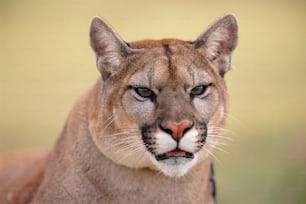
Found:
[90,17,135,80]
[194,14,239,77]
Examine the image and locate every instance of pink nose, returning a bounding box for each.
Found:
[164,121,192,141]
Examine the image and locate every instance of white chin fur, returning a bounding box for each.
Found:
[149,154,198,177]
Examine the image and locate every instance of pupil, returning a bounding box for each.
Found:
[141,89,149,96]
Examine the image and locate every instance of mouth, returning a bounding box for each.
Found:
[155,149,194,161]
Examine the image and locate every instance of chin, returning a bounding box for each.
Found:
[149,153,199,177]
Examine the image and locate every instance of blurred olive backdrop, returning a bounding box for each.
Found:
[1,0,306,203]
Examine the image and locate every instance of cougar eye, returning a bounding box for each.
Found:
[190,84,211,97]
[134,87,155,99]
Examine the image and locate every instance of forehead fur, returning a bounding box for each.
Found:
[129,39,188,49]
[124,39,217,89]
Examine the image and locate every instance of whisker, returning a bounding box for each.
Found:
[209,128,232,133]
[205,144,229,154]
[111,145,141,159]
[120,127,139,131]
[103,139,141,152]
[115,146,145,164]
[103,117,115,130]
[208,127,224,130]
[103,115,114,125]
[215,130,237,137]
[104,138,141,148]
[224,113,243,125]
[103,131,139,137]
[134,151,147,167]
[208,124,238,138]
[207,135,233,141]
[202,146,222,166]
[206,140,229,146]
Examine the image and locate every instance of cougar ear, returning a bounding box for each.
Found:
[194,14,238,77]
[90,17,134,80]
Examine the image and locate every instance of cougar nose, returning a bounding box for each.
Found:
[162,121,193,141]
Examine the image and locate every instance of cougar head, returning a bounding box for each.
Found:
[89,15,238,177]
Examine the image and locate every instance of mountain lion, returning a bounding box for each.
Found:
[0,14,238,203]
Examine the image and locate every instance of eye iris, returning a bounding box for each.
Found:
[135,87,153,98]
[191,85,206,96]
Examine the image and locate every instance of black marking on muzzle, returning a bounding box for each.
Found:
[141,124,156,154]
[199,122,208,144]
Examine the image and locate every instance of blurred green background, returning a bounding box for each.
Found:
[1,0,306,203]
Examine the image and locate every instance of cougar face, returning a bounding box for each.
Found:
[89,15,238,177]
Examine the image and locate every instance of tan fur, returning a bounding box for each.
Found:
[0,150,48,203]
[0,14,238,203]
